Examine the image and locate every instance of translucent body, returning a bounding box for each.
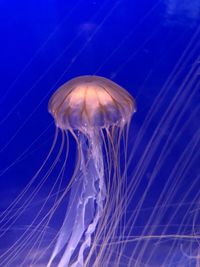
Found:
[48,75,136,130]
[45,76,135,266]
[47,131,106,267]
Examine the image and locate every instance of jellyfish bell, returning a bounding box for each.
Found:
[48,75,136,133]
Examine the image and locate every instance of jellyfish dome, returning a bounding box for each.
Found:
[48,75,136,131]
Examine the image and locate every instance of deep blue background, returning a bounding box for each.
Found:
[0,0,200,264]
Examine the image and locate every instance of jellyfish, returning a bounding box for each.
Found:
[45,75,136,266]
[0,75,135,267]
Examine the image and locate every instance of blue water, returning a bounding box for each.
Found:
[0,0,200,266]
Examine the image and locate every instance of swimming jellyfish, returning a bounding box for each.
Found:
[46,75,136,266]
